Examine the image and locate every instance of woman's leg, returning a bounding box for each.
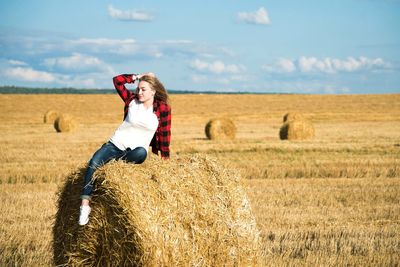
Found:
[81,142,123,199]
[79,142,123,225]
[79,145,145,225]
[122,147,147,164]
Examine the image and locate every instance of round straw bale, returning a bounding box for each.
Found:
[54,114,77,132]
[283,112,305,123]
[205,118,236,140]
[53,155,262,266]
[43,110,60,124]
[279,119,315,140]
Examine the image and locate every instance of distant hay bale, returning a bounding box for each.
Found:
[283,112,305,123]
[279,119,315,140]
[205,118,236,140]
[43,110,59,124]
[53,155,262,266]
[54,114,77,132]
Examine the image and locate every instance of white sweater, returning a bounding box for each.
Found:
[110,100,158,151]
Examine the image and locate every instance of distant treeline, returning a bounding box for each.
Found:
[0,86,116,94]
[0,86,278,95]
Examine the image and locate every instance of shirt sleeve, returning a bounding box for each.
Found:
[158,103,172,159]
[113,74,136,102]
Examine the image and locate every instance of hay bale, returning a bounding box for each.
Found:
[43,110,59,124]
[279,119,315,140]
[53,155,262,266]
[282,112,305,123]
[205,118,236,140]
[54,114,77,132]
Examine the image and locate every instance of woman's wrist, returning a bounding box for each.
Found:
[132,73,140,82]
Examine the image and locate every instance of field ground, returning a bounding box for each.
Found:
[0,93,399,266]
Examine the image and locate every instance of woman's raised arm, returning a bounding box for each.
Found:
[113,74,138,102]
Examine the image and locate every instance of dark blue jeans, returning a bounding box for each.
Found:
[81,141,147,199]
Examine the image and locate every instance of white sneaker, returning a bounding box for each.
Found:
[79,205,91,226]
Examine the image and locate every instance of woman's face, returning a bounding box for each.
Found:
[137,81,155,103]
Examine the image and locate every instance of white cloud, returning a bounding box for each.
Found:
[191,74,208,83]
[238,7,270,25]
[43,53,114,73]
[190,59,245,74]
[68,38,139,54]
[263,56,390,74]
[58,75,97,88]
[4,67,56,83]
[67,38,228,59]
[70,38,136,46]
[190,74,246,85]
[2,29,234,65]
[262,58,297,73]
[298,56,389,73]
[229,74,248,82]
[277,58,297,72]
[189,59,248,85]
[8,60,28,66]
[253,79,352,94]
[161,40,193,45]
[153,40,235,59]
[108,5,153,21]
[1,65,110,88]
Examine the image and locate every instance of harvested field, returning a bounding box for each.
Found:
[0,93,399,266]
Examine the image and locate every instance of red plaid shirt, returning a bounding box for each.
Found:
[113,74,171,159]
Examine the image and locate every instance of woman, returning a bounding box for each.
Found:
[78,72,171,225]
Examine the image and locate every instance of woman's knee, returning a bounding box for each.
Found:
[124,147,147,164]
[88,142,117,168]
[88,153,105,168]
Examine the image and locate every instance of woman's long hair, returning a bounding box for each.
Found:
[139,75,169,104]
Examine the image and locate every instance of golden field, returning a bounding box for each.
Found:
[0,93,399,266]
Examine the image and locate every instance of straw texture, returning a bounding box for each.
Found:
[205,118,236,140]
[53,154,262,266]
[279,119,315,140]
[43,110,60,124]
[54,114,77,132]
[282,112,305,123]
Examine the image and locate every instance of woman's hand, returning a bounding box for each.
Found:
[132,74,139,81]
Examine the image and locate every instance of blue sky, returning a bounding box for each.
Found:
[1,0,399,94]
